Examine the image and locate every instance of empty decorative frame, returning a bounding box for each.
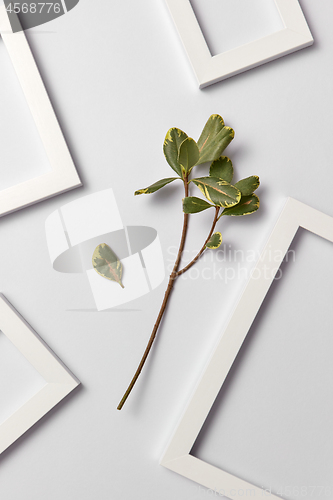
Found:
[0,6,81,217]
[160,198,333,499]
[0,294,79,455]
[165,0,313,88]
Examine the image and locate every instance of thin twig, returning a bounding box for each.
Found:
[117,177,189,410]
[175,206,220,277]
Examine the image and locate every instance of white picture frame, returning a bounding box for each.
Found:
[160,198,333,499]
[0,294,79,455]
[0,6,82,217]
[165,0,314,88]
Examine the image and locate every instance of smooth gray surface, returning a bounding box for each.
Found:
[0,332,46,425]
[0,0,332,499]
[0,39,51,190]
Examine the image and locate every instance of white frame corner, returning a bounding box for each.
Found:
[0,294,79,455]
[165,0,314,88]
[160,198,333,499]
[0,6,82,217]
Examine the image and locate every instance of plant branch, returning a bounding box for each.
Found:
[117,177,189,410]
[175,206,220,277]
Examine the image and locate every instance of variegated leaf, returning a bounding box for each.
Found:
[183,196,213,214]
[221,194,260,217]
[206,232,222,249]
[191,176,241,208]
[197,114,234,164]
[135,177,179,195]
[92,243,124,288]
[163,127,188,177]
[235,176,260,196]
[209,156,233,183]
[178,137,199,175]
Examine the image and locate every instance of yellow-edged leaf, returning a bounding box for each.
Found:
[221,194,260,217]
[235,176,260,196]
[163,127,188,177]
[135,177,180,195]
[206,232,222,249]
[92,243,124,288]
[192,176,241,208]
[183,196,213,214]
[209,156,233,183]
[197,115,234,164]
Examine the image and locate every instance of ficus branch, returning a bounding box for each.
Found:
[117,195,221,410]
[175,206,220,277]
[117,176,190,410]
[116,114,261,410]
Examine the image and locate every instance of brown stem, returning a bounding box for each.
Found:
[175,206,220,277]
[117,177,189,410]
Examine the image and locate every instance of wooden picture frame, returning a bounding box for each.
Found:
[0,294,79,455]
[161,198,333,499]
[165,0,313,88]
[0,6,81,217]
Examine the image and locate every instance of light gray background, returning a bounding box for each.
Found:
[0,0,332,499]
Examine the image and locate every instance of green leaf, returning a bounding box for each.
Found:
[197,114,234,164]
[92,243,124,288]
[163,127,188,177]
[206,232,222,249]
[191,177,241,208]
[209,156,233,183]
[220,194,260,217]
[135,177,180,195]
[178,137,199,175]
[235,176,260,196]
[183,196,213,214]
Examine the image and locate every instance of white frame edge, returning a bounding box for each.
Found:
[165,0,314,88]
[0,6,82,217]
[0,294,79,455]
[160,198,333,498]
